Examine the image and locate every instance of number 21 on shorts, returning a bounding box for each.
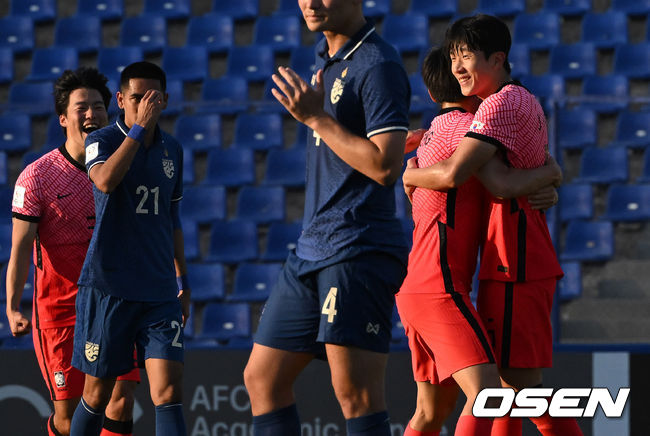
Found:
[321,287,338,323]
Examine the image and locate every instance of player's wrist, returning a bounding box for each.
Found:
[127,124,146,144]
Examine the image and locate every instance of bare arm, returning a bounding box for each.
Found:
[271,67,406,186]
[5,219,37,336]
[402,136,497,191]
[90,89,164,193]
[173,228,190,326]
[404,129,426,154]
[476,154,562,199]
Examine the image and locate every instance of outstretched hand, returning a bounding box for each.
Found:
[271,67,326,127]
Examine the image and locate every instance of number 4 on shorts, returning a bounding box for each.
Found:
[321,287,338,323]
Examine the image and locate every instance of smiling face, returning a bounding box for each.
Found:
[59,87,108,148]
[450,45,504,100]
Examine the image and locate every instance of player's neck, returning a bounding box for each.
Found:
[64,140,85,166]
[323,17,366,57]
[482,71,513,99]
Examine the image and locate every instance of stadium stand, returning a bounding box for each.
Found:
[561,220,615,262]
[549,42,597,79]
[186,262,226,302]
[180,185,227,223]
[162,46,209,82]
[382,13,429,53]
[226,45,275,83]
[174,113,222,151]
[76,0,124,21]
[0,114,31,153]
[603,184,650,222]
[199,302,251,340]
[229,262,283,302]
[207,220,258,264]
[513,12,560,51]
[27,47,78,82]
[186,13,233,54]
[143,0,191,20]
[581,11,628,49]
[556,107,597,150]
[54,15,102,54]
[203,148,255,187]
[231,113,283,150]
[119,14,167,54]
[261,221,302,262]
[97,47,145,82]
[253,15,301,53]
[576,146,629,185]
[262,147,306,187]
[579,74,629,114]
[408,0,457,17]
[543,0,591,16]
[212,0,259,20]
[10,0,56,22]
[558,183,594,222]
[0,16,34,54]
[235,186,286,224]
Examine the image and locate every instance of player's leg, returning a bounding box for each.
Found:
[245,251,322,435]
[101,378,138,436]
[145,358,186,436]
[451,363,499,435]
[70,374,117,436]
[47,399,79,436]
[405,382,459,435]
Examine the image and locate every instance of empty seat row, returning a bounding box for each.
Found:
[559,183,650,222]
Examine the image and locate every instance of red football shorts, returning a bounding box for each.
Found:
[396,292,496,384]
[34,326,140,401]
[477,279,556,369]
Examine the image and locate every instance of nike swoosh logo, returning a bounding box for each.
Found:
[57,193,71,199]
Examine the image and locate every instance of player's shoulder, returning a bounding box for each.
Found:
[18,147,62,180]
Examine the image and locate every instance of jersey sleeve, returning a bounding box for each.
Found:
[361,60,410,138]
[465,93,517,152]
[85,129,117,174]
[12,163,42,222]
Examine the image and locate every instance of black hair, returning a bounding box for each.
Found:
[421,47,464,103]
[444,14,512,74]
[53,67,111,116]
[120,61,166,92]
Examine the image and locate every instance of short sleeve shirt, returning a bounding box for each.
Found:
[467,83,563,282]
[400,108,487,296]
[297,22,411,264]
[78,116,184,301]
[12,146,94,328]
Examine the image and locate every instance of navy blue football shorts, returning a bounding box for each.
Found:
[72,286,184,378]
[254,250,406,355]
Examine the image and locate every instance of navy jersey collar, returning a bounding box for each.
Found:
[316,21,376,61]
[115,115,161,143]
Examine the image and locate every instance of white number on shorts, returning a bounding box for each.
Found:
[135,185,160,215]
[171,320,183,348]
[321,287,338,323]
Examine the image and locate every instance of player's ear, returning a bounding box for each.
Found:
[116,91,125,109]
[59,113,67,128]
[491,51,507,70]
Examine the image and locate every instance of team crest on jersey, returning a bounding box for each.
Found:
[331,77,345,104]
[470,120,485,131]
[54,371,66,388]
[85,341,99,362]
[162,158,175,179]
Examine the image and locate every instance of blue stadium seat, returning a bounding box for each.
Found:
[408,73,436,114]
[28,47,78,82]
[614,43,650,79]
[545,205,559,248]
[639,149,650,183]
[256,80,285,114]
[232,113,283,150]
[582,11,627,49]
[77,0,124,21]
[163,79,185,116]
[290,46,317,82]
[162,46,208,82]
[610,111,650,149]
[557,261,582,301]
[0,223,12,263]
[186,14,233,54]
[262,221,302,261]
[184,304,195,339]
[0,187,13,223]
[253,15,301,53]
[383,13,429,53]
[226,45,275,82]
[0,152,7,185]
[174,114,221,151]
[561,220,614,262]
[143,0,190,19]
[363,0,391,17]
[235,186,286,224]
[207,220,258,263]
[54,15,101,54]
[10,0,56,22]
[291,123,310,148]
[98,47,144,81]
[556,107,597,150]
[521,74,564,110]
[9,81,53,116]
[180,185,226,223]
[200,303,251,341]
[263,148,306,187]
[0,16,34,54]
[182,148,194,184]
[0,262,34,303]
[513,12,560,50]
[558,183,593,222]
[186,263,225,302]
[181,219,199,261]
[549,43,596,78]
[0,114,31,153]
[408,0,457,17]
[274,0,301,16]
[119,15,167,54]
[576,146,629,184]
[579,74,628,114]
[204,148,255,187]
[44,115,65,149]
[212,0,259,20]
[508,43,530,78]
[603,184,650,222]
[476,0,525,16]
[544,0,591,16]
[22,150,46,169]
[0,48,13,83]
[200,76,249,115]
[611,0,650,15]
[229,262,282,302]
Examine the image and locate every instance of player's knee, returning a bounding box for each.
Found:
[54,414,73,435]
[332,383,373,418]
[150,383,183,406]
[107,391,135,418]
[243,362,268,398]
